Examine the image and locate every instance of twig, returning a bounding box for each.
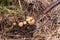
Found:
[18,0,23,14]
[43,0,60,14]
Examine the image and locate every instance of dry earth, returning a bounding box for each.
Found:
[0,0,60,40]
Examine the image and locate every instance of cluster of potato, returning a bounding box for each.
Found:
[12,16,35,27]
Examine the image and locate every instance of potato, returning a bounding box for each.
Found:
[23,21,27,25]
[18,22,24,27]
[26,16,35,25]
[12,22,16,26]
[28,18,35,25]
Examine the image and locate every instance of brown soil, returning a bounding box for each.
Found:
[0,0,60,40]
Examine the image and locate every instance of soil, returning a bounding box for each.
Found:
[0,0,60,40]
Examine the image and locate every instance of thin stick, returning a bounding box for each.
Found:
[43,0,60,14]
[18,0,23,15]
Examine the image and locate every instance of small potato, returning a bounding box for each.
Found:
[26,16,35,25]
[12,22,17,26]
[18,22,24,27]
[23,21,27,25]
[28,18,35,25]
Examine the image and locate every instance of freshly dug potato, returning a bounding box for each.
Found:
[12,22,17,26]
[26,16,35,25]
[18,22,24,27]
[23,21,27,25]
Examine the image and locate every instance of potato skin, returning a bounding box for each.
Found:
[18,22,24,27]
[23,21,27,25]
[12,22,17,26]
[26,16,35,25]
